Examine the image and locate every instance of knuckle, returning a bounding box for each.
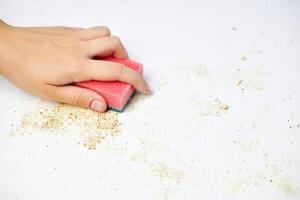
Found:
[72,91,89,108]
[110,36,121,46]
[99,26,111,36]
[111,63,124,79]
[68,59,86,80]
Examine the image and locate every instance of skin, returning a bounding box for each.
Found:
[0,20,150,112]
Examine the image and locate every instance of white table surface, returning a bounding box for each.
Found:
[0,0,299,199]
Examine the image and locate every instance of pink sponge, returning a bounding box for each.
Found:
[74,57,143,112]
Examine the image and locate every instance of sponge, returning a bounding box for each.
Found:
[74,57,143,112]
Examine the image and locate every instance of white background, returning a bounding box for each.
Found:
[0,0,299,199]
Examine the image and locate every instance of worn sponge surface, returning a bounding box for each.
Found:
[74,57,143,112]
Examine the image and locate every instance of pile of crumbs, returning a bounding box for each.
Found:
[12,103,121,150]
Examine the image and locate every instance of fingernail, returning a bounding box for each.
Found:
[90,100,106,112]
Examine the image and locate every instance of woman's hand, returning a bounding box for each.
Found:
[0,20,150,112]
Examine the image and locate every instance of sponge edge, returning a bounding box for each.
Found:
[109,91,136,113]
[74,57,143,112]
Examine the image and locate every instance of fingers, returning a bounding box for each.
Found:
[77,60,150,94]
[84,36,129,59]
[45,85,107,112]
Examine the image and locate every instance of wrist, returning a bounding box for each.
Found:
[0,19,10,31]
[0,20,13,75]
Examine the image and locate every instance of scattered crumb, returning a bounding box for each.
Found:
[241,54,247,61]
[195,64,210,77]
[156,76,169,91]
[150,161,184,180]
[233,137,259,152]
[230,67,267,91]
[237,80,243,86]
[176,60,211,78]
[228,167,280,193]
[287,115,300,132]
[130,139,185,182]
[191,97,229,117]
[232,27,237,32]
[277,178,298,195]
[219,104,229,112]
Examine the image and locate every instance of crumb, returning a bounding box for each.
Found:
[241,54,247,61]
[219,104,229,111]
[237,80,243,86]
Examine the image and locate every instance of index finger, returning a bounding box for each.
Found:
[78,60,150,95]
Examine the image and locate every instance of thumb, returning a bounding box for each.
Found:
[46,85,107,112]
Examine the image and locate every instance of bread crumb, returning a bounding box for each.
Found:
[241,54,247,61]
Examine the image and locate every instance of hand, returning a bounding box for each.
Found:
[0,20,150,112]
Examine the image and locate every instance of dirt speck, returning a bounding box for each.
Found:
[230,67,267,91]
[241,54,247,61]
[228,167,280,193]
[233,137,259,152]
[191,97,229,117]
[156,76,169,91]
[219,104,229,112]
[287,116,300,132]
[195,64,210,77]
[277,179,298,195]
[176,60,211,79]
[130,139,185,182]
[237,80,243,86]
[150,162,185,180]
